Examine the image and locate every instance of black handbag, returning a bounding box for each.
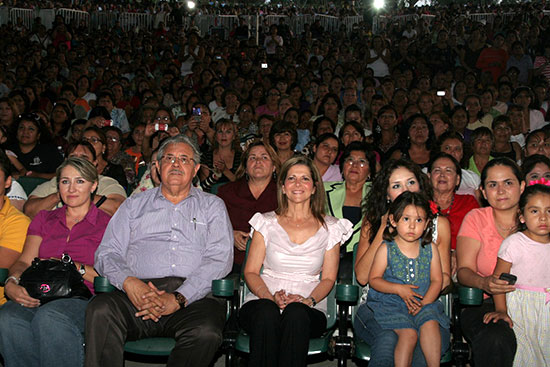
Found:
[19,254,92,304]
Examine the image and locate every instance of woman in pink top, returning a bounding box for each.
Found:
[457,157,522,367]
[0,157,111,367]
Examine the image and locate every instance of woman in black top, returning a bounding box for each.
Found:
[8,113,63,179]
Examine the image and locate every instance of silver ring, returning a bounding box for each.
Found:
[20,303,24,306]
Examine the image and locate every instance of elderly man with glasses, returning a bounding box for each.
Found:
[85,134,233,367]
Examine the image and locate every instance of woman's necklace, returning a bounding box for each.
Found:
[437,195,455,216]
[495,220,516,234]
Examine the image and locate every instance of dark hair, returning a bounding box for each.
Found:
[8,90,30,113]
[269,120,297,151]
[88,106,111,120]
[15,113,51,144]
[103,126,123,143]
[429,152,462,191]
[480,157,523,189]
[318,93,342,115]
[436,131,467,168]
[398,113,436,151]
[492,114,512,130]
[339,120,365,142]
[383,191,434,247]
[517,184,550,232]
[83,126,106,145]
[312,115,335,137]
[339,141,376,181]
[471,126,494,144]
[313,133,340,161]
[464,94,484,120]
[521,154,550,182]
[0,149,12,178]
[364,158,433,242]
[221,89,240,108]
[377,104,398,119]
[67,140,97,161]
[97,91,114,104]
[344,104,362,116]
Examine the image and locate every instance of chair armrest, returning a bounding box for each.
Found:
[336,283,359,303]
[94,276,116,293]
[0,268,8,286]
[212,275,238,297]
[458,286,483,306]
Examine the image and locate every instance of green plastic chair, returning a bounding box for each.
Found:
[16,177,49,196]
[234,279,338,356]
[350,245,453,364]
[231,236,356,366]
[93,276,238,363]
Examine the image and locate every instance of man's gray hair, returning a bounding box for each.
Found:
[157,135,202,165]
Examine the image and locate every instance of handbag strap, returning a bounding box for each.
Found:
[95,195,107,208]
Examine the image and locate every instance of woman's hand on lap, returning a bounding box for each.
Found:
[483,311,513,328]
[5,282,40,308]
[274,290,287,309]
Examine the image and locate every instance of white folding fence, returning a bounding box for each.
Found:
[90,11,119,30]
[8,8,34,29]
[373,11,520,34]
[0,7,363,39]
[56,8,89,28]
[119,12,153,31]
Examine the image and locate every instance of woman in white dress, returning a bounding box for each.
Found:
[240,155,352,367]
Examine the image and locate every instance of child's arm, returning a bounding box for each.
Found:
[369,242,423,313]
[483,258,514,328]
[422,243,443,305]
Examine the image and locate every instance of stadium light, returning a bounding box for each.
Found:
[187,0,196,9]
[373,0,385,10]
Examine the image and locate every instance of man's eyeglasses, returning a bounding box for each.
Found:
[161,155,195,166]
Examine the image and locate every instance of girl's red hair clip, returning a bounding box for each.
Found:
[528,177,550,187]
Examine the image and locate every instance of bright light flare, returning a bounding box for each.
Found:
[373,0,385,10]
[187,1,196,9]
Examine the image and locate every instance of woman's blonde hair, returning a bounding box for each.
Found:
[56,157,99,198]
[235,140,281,180]
[275,155,326,226]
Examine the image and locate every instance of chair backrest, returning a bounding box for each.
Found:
[16,176,49,196]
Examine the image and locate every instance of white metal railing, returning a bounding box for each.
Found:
[9,8,34,30]
[91,11,119,30]
[56,8,89,28]
[119,12,153,32]
[315,14,341,33]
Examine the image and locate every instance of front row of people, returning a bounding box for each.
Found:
[0,135,547,367]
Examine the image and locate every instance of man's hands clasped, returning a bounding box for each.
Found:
[123,277,181,322]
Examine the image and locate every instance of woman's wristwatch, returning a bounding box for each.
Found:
[302,296,317,307]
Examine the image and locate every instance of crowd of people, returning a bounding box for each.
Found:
[0,1,549,366]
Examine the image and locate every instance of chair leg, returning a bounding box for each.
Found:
[451,296,470,366]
